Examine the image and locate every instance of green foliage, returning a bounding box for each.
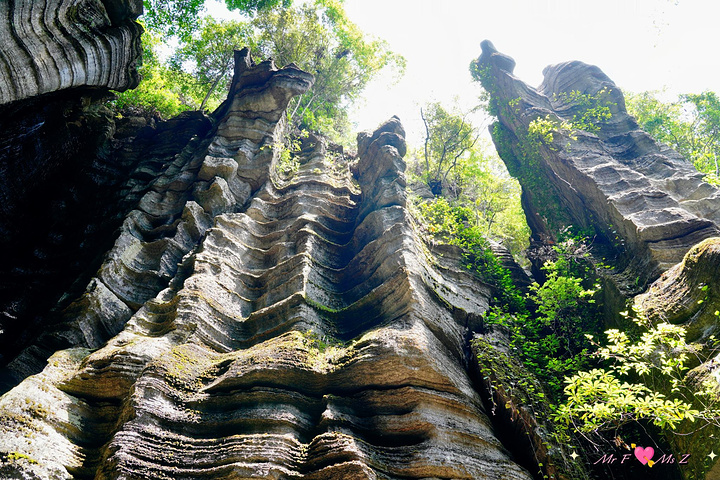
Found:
[170,17,257,111]
[142,0,206,40]
[1,451,38,465]
[477,89,614,238]
[142,0,288,40]
[494,120,575,234]
[270,129,308,180]
[419,102,479,195]
[626,90,720,183]
[456,150,530,257]
[553,87,614,133]
[529,261,597,331]
[253,0,405,137]
[460,231,526,312]
[469,63,501,118]
[113,29,196,118]
[155,1,403,137]
[225,0,291,12]
[484,252,601,398]
[525,89,613,150]
[527,114,574,147]
[409,102,530,260]
[556,312,713,433]
[417,197,525,311]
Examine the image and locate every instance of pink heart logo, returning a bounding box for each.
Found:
[634,446,655,465]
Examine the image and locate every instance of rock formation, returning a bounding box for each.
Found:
[476,40,720,480]
[0,0,142,105]
[474,40,720,292]
[0,0,144,372]
[6,6,719,476]
[0,49,535,479]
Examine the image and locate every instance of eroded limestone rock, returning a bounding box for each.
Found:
[475,40,720,291]
[0,0,142,106]
[0,51,532,479]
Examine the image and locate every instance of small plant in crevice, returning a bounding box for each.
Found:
[266,129,309,180]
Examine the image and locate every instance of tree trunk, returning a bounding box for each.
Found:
[200,74,224,112]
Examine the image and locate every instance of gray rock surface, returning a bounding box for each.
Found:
[475,40,720,290]
[0,0,142,106]
[0,51,532,479]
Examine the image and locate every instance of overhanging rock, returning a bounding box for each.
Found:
[0,0,143,106]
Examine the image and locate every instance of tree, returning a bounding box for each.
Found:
[626,90,720,183]
[225,0,291,11]
[420,102,479,196]
[456,150,529,255]
[170,18,256,111]
[252,0,404,135]
[142,0,290,40]
[113,29,201,118]
[160,1,403,137]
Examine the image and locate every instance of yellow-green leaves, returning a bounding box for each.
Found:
[528,115,573,147]
[558,312,709,434]
[552,87,614,133]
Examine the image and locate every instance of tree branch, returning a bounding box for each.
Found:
[421,107,431,177]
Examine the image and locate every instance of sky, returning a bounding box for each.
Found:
[207,0,720,145]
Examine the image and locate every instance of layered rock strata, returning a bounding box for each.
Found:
[0,0,142,105]
[0,106,212,386]
[0,51,532,479]
[475,40,720,289]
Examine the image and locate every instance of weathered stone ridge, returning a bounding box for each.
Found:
[0,52,532,479]
[1,48,313,382]
[475,40,720,287]
[0,0,143,106]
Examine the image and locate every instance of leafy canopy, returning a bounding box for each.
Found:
[420,102,479,196]
[409,101,529,261]
[626,90,720,183]
[483,248,601,398]
[143,0,403,139]
[142,0,290,40]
